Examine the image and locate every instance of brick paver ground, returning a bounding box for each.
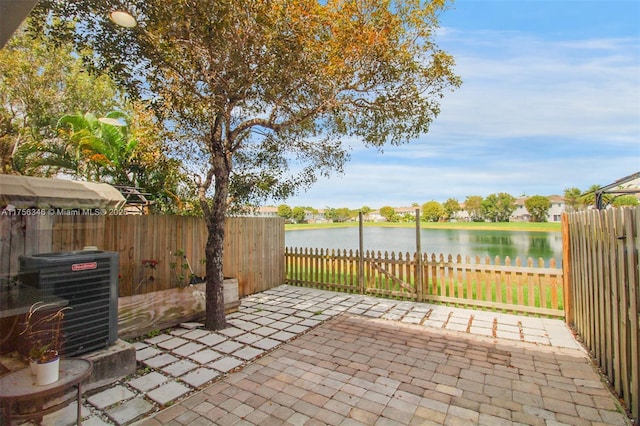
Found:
[13,285,628,425]
[137,314,630,426]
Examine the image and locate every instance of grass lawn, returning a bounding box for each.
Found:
[286,221,561,233]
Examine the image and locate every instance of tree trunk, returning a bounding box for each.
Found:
[203,158,230,331]
[204,218,226,330]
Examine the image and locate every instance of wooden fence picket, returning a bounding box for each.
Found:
[285,247,564,317]
[565,207,639,422]
[2,215,285,298]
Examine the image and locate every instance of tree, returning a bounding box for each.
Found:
[442,198,461,221]
[400,212,415,222]
[464,195,483,222]
[304,206,319,216]
[481,193,516,222]
[379,206,397,222]
[323,208,337,222]
[563,187,583,212]
[15,109,187,213]
[277,204,292,221]
[291,206,306,223]
[323,207,353,222]
[359,206,372,220]
[54,112,138,183]
[0,24,188,213]
[421,200,444,222]
[524,195,551,222]
[611,195,639,207]
[579,184,604,208]
[335,208,355,222]
[37,0,460,330]
[0,23,122,174]
[119,104,192,215]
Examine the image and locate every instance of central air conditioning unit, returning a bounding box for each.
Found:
[19,250,119,357]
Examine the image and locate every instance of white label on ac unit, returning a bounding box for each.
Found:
[72,262,98,271]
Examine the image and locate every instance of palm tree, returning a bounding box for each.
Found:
[563,187,583,212]
[15,111,139,184]
[55,111,139,185]
[580,184,611,209]
[14,109,192,214]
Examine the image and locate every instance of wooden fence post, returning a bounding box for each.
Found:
[358,212,364,294]
[561,213,573,325]
[415,209,423,301]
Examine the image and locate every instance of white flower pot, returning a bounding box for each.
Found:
[33,356,60,385]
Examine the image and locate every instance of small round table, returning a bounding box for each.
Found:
[0,358,93,426]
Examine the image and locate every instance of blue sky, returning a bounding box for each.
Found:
[280,0,640,210]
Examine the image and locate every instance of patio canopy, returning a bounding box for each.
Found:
[0,175,126,210]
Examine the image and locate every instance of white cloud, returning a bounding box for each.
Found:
[281,28,640,209]
[430,32,639,143]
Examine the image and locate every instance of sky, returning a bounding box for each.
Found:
[279,0,640,210]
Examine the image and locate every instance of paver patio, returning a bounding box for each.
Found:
[137,314,629,426]
[28,285,629,425]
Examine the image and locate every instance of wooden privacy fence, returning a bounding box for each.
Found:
[565,208,639,422]
[1,214,285,298]
[285,247,564,317]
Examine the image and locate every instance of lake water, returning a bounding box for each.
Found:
[286,227,563,266]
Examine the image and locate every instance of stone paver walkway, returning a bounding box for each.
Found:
[138,314,629,426]
[33,285,626,425]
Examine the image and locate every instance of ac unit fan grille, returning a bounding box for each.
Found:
[19,251,119,357]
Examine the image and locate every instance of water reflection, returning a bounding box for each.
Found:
[529,233,556,261]
[285,227,563,266]
[467,232,514,260]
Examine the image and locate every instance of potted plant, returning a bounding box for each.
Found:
[20,301,69,385]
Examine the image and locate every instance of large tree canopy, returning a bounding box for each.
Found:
[34,0,460,329]
[464,195,483,222]
[0,25,122,174]
[481,192,517,223]
[15,109,188,213]
[421,200,444,222]
[1,23,188,214]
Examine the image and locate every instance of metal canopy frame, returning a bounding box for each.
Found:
[593,171,640,209]
[113,185,154,214]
